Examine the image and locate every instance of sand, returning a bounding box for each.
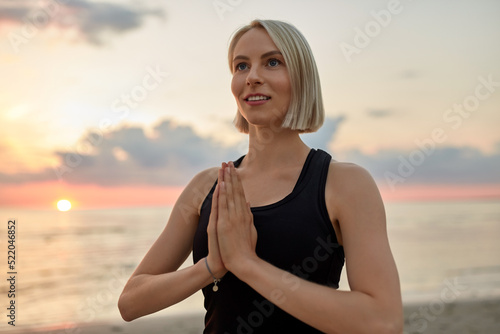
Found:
[8,298,500,333]
[403,297,500,333]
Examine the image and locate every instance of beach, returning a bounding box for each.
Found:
[8,297,500,334]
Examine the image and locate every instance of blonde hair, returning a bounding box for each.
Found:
[228,19,324,133]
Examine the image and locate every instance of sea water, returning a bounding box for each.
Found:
[0,199,499,331]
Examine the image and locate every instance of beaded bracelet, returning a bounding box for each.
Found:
[204,257,221,292]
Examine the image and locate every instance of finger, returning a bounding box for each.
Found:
[211,184,219,220]
[229,162,247,212]
[224,165,236,219]
[218,176,228,221]
[219,162,227,184]
[207,184,219,234]
[215,163,225,215]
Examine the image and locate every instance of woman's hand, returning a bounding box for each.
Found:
[217,161,258,274]
[206,164,228,279]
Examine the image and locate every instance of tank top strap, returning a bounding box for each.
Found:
[288,149,334,238]
[233,155,245,167]
[315,149,334,228]
[293,148,331,191]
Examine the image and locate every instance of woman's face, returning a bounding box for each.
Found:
[231,28,291,130]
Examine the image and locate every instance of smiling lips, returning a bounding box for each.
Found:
[244,94,271,105]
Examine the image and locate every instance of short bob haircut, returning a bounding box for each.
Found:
[228,19,324,133]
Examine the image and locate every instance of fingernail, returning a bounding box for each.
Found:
[226,167,230,174]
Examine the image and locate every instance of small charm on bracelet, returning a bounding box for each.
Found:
[213,280,220,292]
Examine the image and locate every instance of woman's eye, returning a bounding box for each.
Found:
[236,63,248,71]
[268,59,281,67]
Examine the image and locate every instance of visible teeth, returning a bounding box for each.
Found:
[247,95,270,101]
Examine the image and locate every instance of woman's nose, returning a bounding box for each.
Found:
[246,66,263,86]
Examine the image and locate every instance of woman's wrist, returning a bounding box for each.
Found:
[206,255,227,278]
[227,253,261,279]
[204,257,222,291]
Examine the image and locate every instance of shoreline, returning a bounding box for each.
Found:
[8,297,500,333]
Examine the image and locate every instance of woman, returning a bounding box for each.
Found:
[118,19,403,333]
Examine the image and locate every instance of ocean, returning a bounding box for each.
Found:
[1,199,499,331]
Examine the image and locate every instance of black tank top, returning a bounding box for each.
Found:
[192,149,345,333]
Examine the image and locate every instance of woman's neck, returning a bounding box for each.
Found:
[242,125,311,171]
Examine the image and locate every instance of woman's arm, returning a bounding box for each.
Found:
[118,167,221,321]
[218,162,403,334]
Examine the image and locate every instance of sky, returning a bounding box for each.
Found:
[0,0,499,209]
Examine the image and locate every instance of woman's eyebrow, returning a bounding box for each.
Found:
[233,50,283,63]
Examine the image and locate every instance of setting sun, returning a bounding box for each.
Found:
[57,199,72,212]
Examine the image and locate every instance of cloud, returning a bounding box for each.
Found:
[5,116,497,189]
[366,109,394,118]
[0,2,28,21]
[0,0,165,45]
[399,70,419,79]
[301,115,345,150]
[0,116,343,187]
[338,145,500,188]
[52,119,243,186]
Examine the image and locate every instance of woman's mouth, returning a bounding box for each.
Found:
[244,94,271,105]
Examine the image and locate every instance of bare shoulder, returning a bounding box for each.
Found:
[176,166,219,216]
[327,161,378,191]
[326,161,384,221]
[189,166,219,188]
